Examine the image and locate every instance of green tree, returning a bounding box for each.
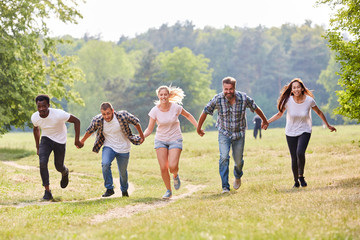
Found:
[157,47,215,131]
[106,48,162,126]
[317,52,346,123]
[318,0,360,122]
[0,0,84,134]
[68,40,135,132]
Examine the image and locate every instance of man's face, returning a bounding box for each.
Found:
[101,108,114,122]
[36,100,50,118]
[223,83,235,101]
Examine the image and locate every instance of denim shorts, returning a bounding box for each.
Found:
[154,138,183,150]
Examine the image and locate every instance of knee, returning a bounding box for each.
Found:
[160,165,169,174]
[219,156,229,166]
[102,162,111,170]
[169,165,178,174]
[297,151,305,160]
[39,161,47,170]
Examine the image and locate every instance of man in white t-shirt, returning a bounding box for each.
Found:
[80,102,144,197]
[31,95,83,201]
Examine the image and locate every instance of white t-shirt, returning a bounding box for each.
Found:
[285,95,317,137]
[31,108,71,144]
[103,114,131,153]
[148,103,183,142]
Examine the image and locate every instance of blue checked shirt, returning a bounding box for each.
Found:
[86,111,141,153]
[204,91,258,140]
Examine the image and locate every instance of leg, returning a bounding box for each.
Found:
[53,142,67,174]
[115,152,130,192]
[259,127,262,139]
[286,135,299,183]
[101,147,116,190]
[169,146,182,190]
[156,148,171,191]
[232,135,245,180]
[296,133,311,177]
[38,137,52,188]
[253,127,257,139]
[218,133,231,190]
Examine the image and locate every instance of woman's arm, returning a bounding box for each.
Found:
[181,108,198,128]
[268,111,284,124]
[312,106,337,132]
[143,117,156,138]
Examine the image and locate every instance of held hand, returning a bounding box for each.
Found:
[36,148,39,156]
[75,140,84,149]
[261,122,269,130]
[197,128,205,137]
[139,137,145,144]
[328,125,337,132]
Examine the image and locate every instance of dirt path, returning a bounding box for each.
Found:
[1,160,206,220]
[90,184,205,224]
[1,161,134,207]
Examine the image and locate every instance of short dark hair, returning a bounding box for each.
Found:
[35,95,50,104]
[222,77,236,87]
[100,102,113,111]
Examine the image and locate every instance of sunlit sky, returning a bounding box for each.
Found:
[47,0,334,42]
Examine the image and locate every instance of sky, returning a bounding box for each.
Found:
[47,0,334,42]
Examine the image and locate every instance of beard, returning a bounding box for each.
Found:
[225,93,235,101]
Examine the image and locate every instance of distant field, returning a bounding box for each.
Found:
[0,125,359,239]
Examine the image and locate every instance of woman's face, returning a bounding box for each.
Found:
[158,88,170,104]
[291,81,304,97]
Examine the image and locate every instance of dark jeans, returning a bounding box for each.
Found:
[39,136,67,186]
[253,126,261,139]
[286,132,311,182]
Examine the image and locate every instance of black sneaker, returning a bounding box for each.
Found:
[102,189,114,197]
[60,168,69,189]
[43,190,53,201]
[122,191,129,197]
[299,177,307,187]
[293,180,300,188]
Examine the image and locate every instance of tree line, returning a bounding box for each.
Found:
[57,21,347,133]
[2,0,358,136]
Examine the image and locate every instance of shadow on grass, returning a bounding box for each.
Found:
[0,148,36,161]
[276,177,360,193]
[200,190,238,200]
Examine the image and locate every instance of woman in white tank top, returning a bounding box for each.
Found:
[268,78,336,188]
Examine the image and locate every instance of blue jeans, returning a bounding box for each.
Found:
[218,132,245,190]
[102,146,130,192]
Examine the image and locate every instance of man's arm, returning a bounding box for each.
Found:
[134,123,145,144]
[254,107,269,130]
[33,126,41,155]
[196,112,207,137]
[67,115,83,148]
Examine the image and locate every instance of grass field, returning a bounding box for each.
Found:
[0,125,359,239]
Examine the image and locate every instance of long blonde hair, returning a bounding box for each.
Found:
[277,78,314,112]
[154,85,185,105]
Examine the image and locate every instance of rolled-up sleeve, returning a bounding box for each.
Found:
[245,95,258,112]
[86,116,100,134]
[204,95,218,115]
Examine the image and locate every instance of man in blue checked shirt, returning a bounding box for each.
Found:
[197,77,269,193]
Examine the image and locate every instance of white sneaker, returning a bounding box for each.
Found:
[233,178,241,190]
[221,188,230,194]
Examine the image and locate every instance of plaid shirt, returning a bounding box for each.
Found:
[204,91,258,140]
[86,111,141,153]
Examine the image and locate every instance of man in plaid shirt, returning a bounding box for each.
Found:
[197,77,269,193]
[80,102,144,197]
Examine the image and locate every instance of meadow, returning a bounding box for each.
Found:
[0,125,359,239]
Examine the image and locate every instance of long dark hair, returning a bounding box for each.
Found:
[277,78,314,112]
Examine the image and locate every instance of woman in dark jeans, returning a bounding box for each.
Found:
[268,78,336,188]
